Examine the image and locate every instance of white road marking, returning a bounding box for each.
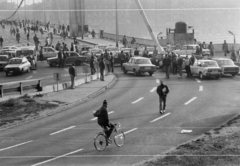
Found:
[90,111,114,121]
[199,86,203,91]
[150,113,171,123]
[132,97,144,104]
[124,128,138,135]
[184,97,197,105]
[156,79,160,84]
[0,140,33,152]
[50,126,76,135]
[195,79,201,83]
[31,149,83,166]
[25,76,33,80]
[150,87,157,92]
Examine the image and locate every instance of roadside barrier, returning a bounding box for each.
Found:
[0,79,43,98]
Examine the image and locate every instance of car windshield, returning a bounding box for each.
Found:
[202,61,218,67]
[0,56,7,61]
[135,59,151,64]
[218,60,234,66]
[9,59,22,64]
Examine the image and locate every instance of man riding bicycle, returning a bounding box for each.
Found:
[93,100,115,144]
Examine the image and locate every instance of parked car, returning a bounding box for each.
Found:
[173,44,210,57]
[80,45,94,55]
[94,44,109,50]
[15,47,37,70]
[122,57,156,76]
[90,48,104,57]
[1,45,18,52]
[37,47,58,60]
[211,58,239,76]
[0,54,10,70]
[47,51,88,67]
[106,46,120,56]
[190,59,222,79]
[4,57,31,76]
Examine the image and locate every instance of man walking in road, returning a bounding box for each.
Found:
[177,54,183,78]
[109,52,114,73]
[119,51,125,70]
[222,40,229,57]
[208,42,215,57]
[157,80,170,114]
[69,63,76,89]
[99,56,105,81]
[103,49,110,74]
[58,49,64,68]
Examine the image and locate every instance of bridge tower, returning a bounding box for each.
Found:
[69,0,85,38]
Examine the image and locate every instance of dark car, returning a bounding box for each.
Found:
[0,54,10,70]
[47,51,88,67]
[211,58,239,76]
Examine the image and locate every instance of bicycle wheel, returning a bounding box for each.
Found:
[94,133,107,151]
[113,130,125,147]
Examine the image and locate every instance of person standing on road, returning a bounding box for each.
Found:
[99,56,105,81]
[91,30,96,39]
[69,63,76,89]
[185,55,191,77]
[163,54,171,79]
[16,32,20,43]
[157,80,170,114]
[153,45,158,58]
[134,47,139,56]
[39,46,44,63]
[119,51,125,70]
[109,52,114,73]
[90,55,95,75]
[0,36,3,47]
[58,49,64,68]
[103,49,110,75]
[208,42,215,57]
[177,55,183,78]
[122,35,128,47]
[222,40,229,57]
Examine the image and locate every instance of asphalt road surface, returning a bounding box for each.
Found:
[0,67,239,166]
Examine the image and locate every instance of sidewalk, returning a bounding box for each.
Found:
[0,73,116,130]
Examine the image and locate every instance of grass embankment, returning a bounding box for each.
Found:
[141,115,240,166]
[0,95,58,127]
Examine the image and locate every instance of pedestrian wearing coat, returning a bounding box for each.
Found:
[163,54,171,78]
[16,32,20,43]
[0,36,3,47]
[177,55,183,78]
[208,42,215,57]
[222,40,229,57]
[90,55,95,75]
[156,80,170,114]
[109,52,114,73]
[69,63,76,89]
[99,55,105,81]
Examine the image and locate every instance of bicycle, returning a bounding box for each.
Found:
[94,122,125,151]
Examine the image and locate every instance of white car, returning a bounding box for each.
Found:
[173,44,210,57]
[190,59,222,79]
[4,57,31,76]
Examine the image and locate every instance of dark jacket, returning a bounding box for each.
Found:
[94,105,109,126]
[157,84,169,97]
[177,57,183,66]
[163,57,171,66]
[58,52,66,60]
[69,66,76,76]
[99,59,105,69]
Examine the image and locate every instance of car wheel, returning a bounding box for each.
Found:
[51,61,57,67]
[123,67,127,74]
[75,60,81,66]
[133,69,138,76]
[149,72,153,76]
[5,72,8,76]
[232,74,236,77]
[199,72,204,79]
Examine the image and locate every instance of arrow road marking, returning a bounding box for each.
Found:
[150,113,171,123]
[50,126,76,135]
[31,149,83,166]
[132,97,144,104]
[124,128,138,135]
[0,140,33,152]
[150,87,157,92]
[184,97,197,105]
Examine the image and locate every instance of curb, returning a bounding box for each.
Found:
[0,74,117,131]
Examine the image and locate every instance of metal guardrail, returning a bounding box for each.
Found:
[0,79,43,98]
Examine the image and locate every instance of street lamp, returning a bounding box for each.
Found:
[228,30,236,43]
[115,0,119,47]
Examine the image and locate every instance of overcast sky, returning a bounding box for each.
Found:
[7,0,42,5]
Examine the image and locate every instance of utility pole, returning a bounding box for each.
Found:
[33,0,35,24]
[115,0,119,47]
[81,0,84,40]
[24,0,26,22]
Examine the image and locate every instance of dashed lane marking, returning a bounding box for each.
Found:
[184,97,197,105]
[90,111,114,121]
[150,87,157,92]
[156,79,160,84]
[25,76,33,80]
[124,128,138,135]
[0,141,33,152]
[132,97,144,104]
[195,79,201,83]
[50,126,76,136]
[31,149,84,166]
[199,86,203,91]
[150,113,171,123]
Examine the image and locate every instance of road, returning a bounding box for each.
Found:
[0,67,239,165]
